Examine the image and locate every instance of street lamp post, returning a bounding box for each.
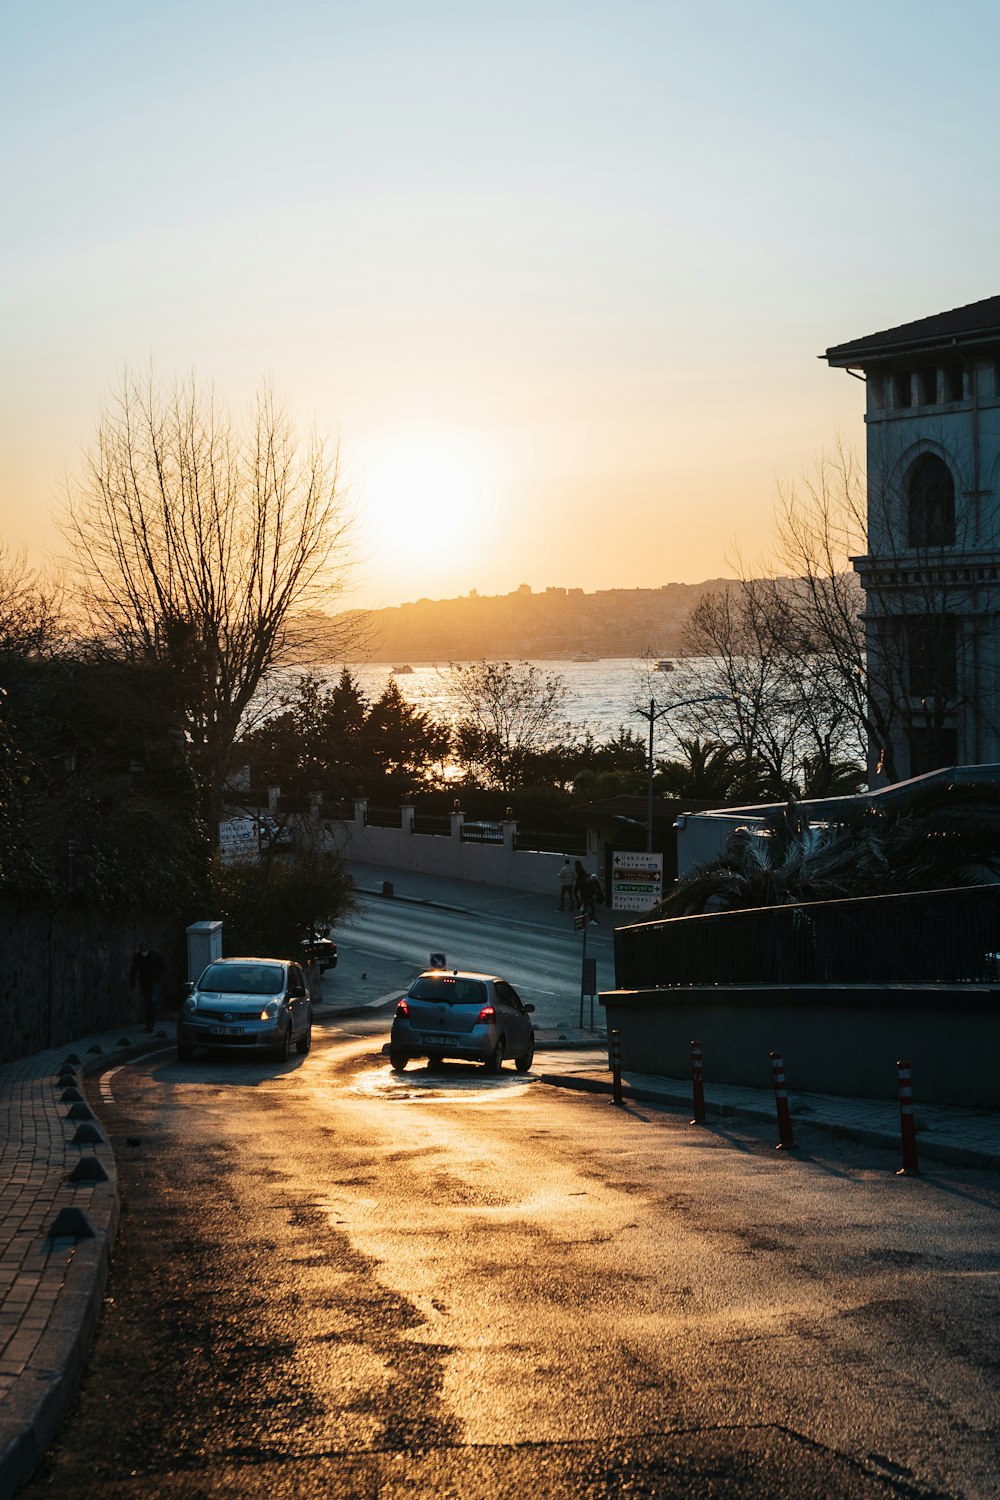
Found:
[634,691,735,854]
[636,696,669,855]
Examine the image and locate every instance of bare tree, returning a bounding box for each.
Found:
[773,434,1000,785]
[0,544,62,657]
[445,659,569,793]
[62,367,355,822]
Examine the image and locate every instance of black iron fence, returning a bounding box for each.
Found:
[460,821,504,844]
[364,804,403,829]
[322,799,356,821]
[615,884,1000,990]
[514,825,588,856]
[412,812,451,836]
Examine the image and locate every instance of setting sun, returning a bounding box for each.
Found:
[355,431,500,582]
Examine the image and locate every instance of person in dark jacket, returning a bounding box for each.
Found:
[583,871,603,924]
[129,942,165,1031]
[573,860,588,911]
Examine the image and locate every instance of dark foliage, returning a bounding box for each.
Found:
[239,668,450,801]
[212,842,354,960]
[0,652,210,913]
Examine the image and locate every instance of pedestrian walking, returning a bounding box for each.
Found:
[558,857,576,910]
[583,870,604,923]
[130,942,165,1031]
[573,860,588,911]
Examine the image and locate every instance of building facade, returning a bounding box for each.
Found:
[826,296,1000,783]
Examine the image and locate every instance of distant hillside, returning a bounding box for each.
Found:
[301,580,738,662]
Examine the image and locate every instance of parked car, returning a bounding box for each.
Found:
[256,815,294,850]
[303,932,337,971]
[389,969,535,1073]
[177,957,312,1062]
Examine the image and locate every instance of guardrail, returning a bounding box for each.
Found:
[615,882,1000,989]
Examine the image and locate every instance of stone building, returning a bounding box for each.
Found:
[826,295,1000,783]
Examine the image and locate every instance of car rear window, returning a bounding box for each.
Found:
[198,962,284,996]
[410,976,487,1005]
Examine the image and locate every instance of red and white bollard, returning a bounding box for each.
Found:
[610,1028,623,1107]
[896,1060,920,1176]
[769,1051,796,1150]
[690,1039,705,1125]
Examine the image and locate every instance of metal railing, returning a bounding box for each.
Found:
[364,804,403,829]
[460,821,504,844]
[615,883,1000,990]
[412,812,451,836]
[321,799,355,821]
[513,825,588,856]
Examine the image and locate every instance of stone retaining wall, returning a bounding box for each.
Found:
[0,905,183,1064]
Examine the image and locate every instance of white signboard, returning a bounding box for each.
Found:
[611,850,663,912]
[219,817,259,865]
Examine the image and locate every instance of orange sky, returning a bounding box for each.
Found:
[3,3,998,610]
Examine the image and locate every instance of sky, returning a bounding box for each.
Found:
[3,0,1000,612]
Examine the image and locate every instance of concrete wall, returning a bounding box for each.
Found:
[317,802,590,895]
[601,983,1000,1109]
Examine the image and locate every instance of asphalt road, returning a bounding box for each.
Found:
[327,880,616,1030]
[18,1016,1000,1499]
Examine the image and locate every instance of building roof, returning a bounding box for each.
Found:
[825,295,1000,366]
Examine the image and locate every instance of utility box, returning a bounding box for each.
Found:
[186,920,223,982]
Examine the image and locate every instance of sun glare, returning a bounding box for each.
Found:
[357,431,499,573]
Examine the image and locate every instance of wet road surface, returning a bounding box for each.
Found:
[18,1023,1000,1498]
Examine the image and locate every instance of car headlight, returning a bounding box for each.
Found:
[183,995,198,1014]
[260,1000,280,1020]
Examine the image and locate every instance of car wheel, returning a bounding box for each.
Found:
[296,1024,312,1056]
[515,1043,534,1073]
[484,1037,505,1073]
[177,1042,195,1062]
[390,1051,409,1072]
[272,1023,292,1062]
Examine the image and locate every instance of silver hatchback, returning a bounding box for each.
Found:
[177,957,313,1062]
[390,970,535,1073]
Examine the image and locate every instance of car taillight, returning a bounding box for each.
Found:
[477,1004,496,1023]
[396,998,409,1017]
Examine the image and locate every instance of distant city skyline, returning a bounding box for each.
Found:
[4,3,1000,611]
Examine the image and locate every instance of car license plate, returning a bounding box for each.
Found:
[422,1033,459,1047]
[208,1026,244,1037]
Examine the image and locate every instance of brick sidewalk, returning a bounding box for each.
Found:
[0,1026,167,1500]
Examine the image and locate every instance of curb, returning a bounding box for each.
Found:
[537,1071,1000,1172]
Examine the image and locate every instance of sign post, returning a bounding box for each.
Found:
[611,850,663,914]
[574,911,589,1026]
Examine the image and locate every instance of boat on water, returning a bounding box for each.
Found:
[655,659,675,672]
[573,652,600,663]
[391,663,414,674]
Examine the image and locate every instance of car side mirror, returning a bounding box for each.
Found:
[184,981,195,994]
[524,1003,535,1013]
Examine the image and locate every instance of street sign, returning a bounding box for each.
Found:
[429,952,446,969]
[218,818,258,865]
[611,850,663,912]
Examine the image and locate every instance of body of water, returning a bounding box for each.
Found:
[305,657,707,752]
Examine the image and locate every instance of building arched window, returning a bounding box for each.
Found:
[906,453,955,548]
